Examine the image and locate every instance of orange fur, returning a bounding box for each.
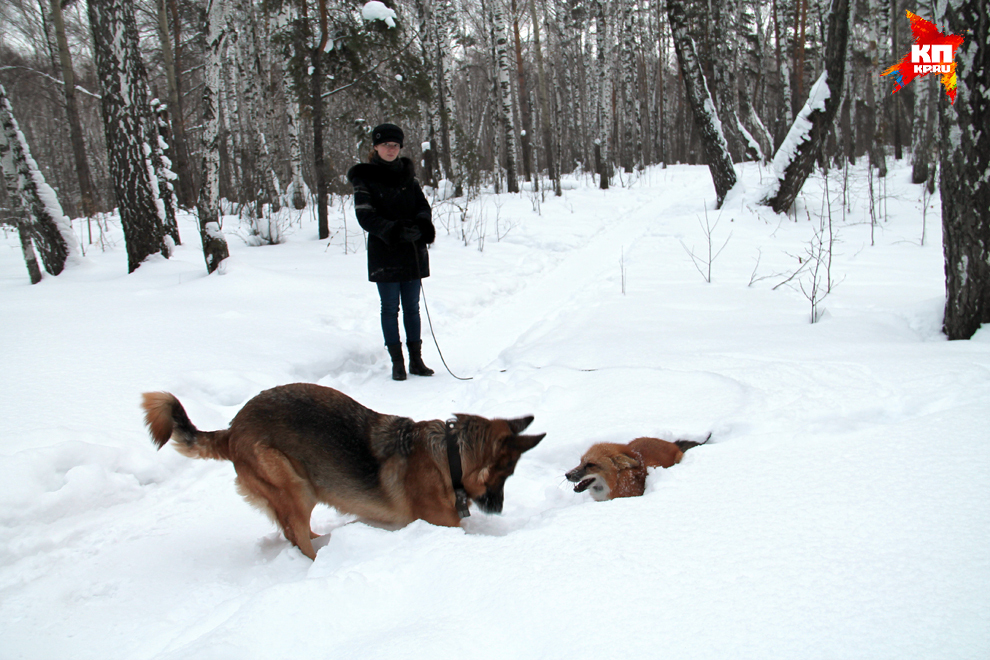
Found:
[565,437,694,501]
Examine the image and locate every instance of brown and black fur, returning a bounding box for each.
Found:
[565,435,709,501]
[142,383,544,559]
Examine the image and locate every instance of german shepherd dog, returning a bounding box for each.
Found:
[565,435,709,501]
[142,383,544,559]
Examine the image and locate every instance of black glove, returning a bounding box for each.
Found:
[400,225,422,243]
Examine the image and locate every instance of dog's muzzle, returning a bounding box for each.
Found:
[475,487,504,514]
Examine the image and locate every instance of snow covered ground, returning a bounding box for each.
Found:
[1,162,987,659]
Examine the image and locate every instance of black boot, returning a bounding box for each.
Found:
[387,343,407,381]
[407,341,434,377]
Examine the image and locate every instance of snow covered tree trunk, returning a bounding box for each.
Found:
[493,2,519,193]
[762,0,850,214]
[937,0,990,340]
[0,83,78,277]
[197,0,232,273]
[51,0,99,218]
[88,0,169,273]
[148,98,179,246]
[667,0,737,207]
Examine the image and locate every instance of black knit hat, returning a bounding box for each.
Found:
[372,123,404,147]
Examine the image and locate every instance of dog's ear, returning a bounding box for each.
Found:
[612,453,641,470]
[510,433,545,452]
[505,416,535,434]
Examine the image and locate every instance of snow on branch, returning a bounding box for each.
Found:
[361,2,397,28]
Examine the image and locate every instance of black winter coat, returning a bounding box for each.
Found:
[346,156,436,283]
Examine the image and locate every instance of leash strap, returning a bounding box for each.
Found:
[410,241,472,381]
[445,419,471,518]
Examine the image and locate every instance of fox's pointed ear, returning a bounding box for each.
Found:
[613,453,641,470]
[506,416,535,434]
[511,433,545,452]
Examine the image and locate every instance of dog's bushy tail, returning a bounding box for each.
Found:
[674,432,712,454]
[142,392,230,460]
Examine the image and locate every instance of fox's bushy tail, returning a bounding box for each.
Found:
[142,392,230,460]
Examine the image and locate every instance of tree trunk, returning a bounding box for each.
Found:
[493,1,519,193]
[273,3,308,210]
[712,0,750,162]
[197,0,232,273]
[530,0,559,195]
[149,98,180,245]
[911,77,935,185]
[1,83,77,276]
[618,0,637,172]
[511,0,533,183]
[17,220,44,284]
[158,0,197,209]
[50,0,99,218]
[593,0,610,189]
[312,25,329,239]
[763,0,850,214]
[938,0,990,340]
[437,0,460,193]
[88,0,168,273]
[667,0,737,207]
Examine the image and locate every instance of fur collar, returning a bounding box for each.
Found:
[347,157,417,187]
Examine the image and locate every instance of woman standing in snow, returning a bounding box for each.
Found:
[347,124,436,381]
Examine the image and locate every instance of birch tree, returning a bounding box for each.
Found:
[493,0,520,193]
[87,0,169,273]
[937,0,990,340]
[273,3,308,210]
[667,0,737,207]
[618,0,639,172]
[593,0,611,189]
[0,83,79,279]
[197,0,232,273]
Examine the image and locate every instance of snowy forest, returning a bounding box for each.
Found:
[0,0,987,338]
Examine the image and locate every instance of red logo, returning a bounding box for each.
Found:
[882,11,965,104]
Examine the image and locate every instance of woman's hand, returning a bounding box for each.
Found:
[400,225,422,243]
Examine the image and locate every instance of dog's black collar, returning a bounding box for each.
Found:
[445,419,471,518]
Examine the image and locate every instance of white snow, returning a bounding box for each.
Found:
[1,162,988,659]
[361,1,397,29]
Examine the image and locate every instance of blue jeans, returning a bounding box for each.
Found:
[377,280,422,346]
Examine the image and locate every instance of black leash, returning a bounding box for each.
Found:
[412,242,473,381]
[445,419,471,518]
